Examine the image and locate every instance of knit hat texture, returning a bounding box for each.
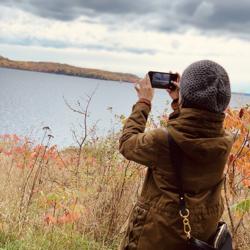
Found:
[180,60,231,113]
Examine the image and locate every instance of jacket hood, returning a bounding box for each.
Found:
[167,108,233,163]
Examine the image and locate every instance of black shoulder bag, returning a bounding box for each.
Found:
[168,133,233,250]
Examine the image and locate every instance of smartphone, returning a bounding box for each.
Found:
[148,71,179,90]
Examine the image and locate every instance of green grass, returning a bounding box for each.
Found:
[0,230,115,250]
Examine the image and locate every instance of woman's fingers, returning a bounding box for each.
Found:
[171,81,180,89]
[138,74,151,88]
[137,78,143,89]
[135,84,140,92]
[142,75,147,86]
[135,74,154,102]
[145,74,151,87]
[174,72,181,87]
[176,72,180,81]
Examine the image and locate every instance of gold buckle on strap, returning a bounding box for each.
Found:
[179,208,191,239]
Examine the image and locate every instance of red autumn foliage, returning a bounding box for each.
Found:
[44,211,80,225]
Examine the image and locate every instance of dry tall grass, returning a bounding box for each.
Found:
[0,106,249,249]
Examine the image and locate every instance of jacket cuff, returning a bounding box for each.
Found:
[169,109,180,120]
[133,100,151,114]
[136,98,152,108]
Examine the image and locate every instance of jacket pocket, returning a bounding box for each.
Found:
[121,202,149,250]
[189,203,224,242]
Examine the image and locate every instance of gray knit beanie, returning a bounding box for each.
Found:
[180,60,231,113]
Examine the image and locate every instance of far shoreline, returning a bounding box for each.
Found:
[0,65,136,84]
[0,55,140,83]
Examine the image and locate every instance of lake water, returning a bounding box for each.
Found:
[1,68,249,147]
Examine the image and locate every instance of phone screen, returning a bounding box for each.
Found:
[148,71,178,90]
[152,72,170,87]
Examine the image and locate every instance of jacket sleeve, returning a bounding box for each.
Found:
[119,98,180,166]
[119,101,158,167]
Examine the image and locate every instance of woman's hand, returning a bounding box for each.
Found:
[166,73,180,100]
[135,74,154,102]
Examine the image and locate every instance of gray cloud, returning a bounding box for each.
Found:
[1,0,250,38]
[0,0,155,20]
[170,1,250,34]
[0,36,157,55]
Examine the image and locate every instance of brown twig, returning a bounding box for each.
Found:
[63,86,98,187]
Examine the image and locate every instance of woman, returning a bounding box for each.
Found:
[119,60,233,250]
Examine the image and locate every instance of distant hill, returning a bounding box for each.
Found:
[0,55,140,83]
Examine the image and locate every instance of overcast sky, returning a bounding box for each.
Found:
[0,0,250,93]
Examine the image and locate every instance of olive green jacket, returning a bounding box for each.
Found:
[119,101,233,250]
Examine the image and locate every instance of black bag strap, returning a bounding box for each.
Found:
[168,132,192,240]
[167,133,186,213]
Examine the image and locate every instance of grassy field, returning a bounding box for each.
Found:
[0,107,249,249]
